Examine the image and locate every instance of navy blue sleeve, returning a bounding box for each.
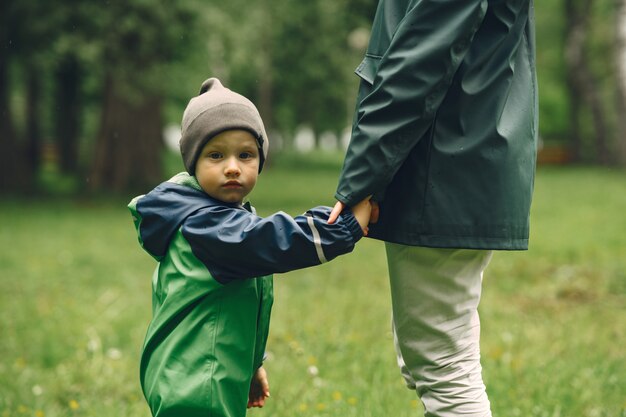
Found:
[182,206,363,283]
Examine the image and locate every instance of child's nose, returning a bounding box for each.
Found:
[224,157,241,176]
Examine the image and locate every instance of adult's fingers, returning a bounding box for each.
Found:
[327,201,345,224]
[370,201,380,224]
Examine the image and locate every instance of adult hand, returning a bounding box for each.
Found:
[328,200,379,225]
[370,200,380,224]
[327,201,345,225]
[351,198,372,236]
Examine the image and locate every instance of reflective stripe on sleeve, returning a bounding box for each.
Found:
[306,216,328,264]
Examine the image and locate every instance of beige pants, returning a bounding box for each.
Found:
[386,243,493,417]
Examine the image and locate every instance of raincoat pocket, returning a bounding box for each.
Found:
[354,54,382,85]
[352,55,383,127]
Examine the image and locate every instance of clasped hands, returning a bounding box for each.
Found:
[327,197,379,236]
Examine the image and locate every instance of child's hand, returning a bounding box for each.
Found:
[248,366,270,408]
[351,197,372,236]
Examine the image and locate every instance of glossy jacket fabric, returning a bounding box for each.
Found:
[129,173,363,417]
[336,0,538,250]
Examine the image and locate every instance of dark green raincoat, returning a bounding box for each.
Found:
[336,0,538,250]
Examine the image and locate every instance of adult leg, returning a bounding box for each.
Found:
[385,243,493,417]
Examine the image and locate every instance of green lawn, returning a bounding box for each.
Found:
[1,154,625,417]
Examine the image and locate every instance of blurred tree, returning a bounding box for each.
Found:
[0,0,57,192]
[532,0,566,144]
[270,0,350,139]
[5,0,624,196]
[19,1,57,176]
[345,0,379,28]
[0,0,95,191]
[89,0,199,192]
[202,0,376,148]
[564,0,610,164]
[255,0,274,132]
[54,54,82,175]
[616,0,626,164]
[47,1,100,176]
[0,1,23,193]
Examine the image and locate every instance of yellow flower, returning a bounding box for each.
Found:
[17,405,29,413]
[510,357,523,371]
[316,403,327,411]
[489,346,504,360]
[35,411,45,417]
[347,397,358,406]
[410,399,419,409]
[332,391,342,401]
[14,357,27,368]
[298,403,308,412]
[69,400,80,410]
[307,356,317,365]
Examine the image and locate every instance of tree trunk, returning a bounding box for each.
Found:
[0,57,22,194]
[257,0,274,162]
[89,73,163,193]
[55,55,82,174]
[0,2,31,193]
[25,65,42,174]
[564,0,611,164]
[564,16,583,162]
[615,0,626,165]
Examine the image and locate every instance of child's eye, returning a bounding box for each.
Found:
[239,152,254,159]
[207,152,222,159]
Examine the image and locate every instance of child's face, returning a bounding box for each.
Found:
[194,130,260,204]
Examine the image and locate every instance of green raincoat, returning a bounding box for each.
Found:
[129,173,363,417]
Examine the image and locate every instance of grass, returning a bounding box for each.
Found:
[1,152,625,417]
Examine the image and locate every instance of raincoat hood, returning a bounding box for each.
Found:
[129,173,231,260]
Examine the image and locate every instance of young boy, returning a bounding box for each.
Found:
[128,78,371,417]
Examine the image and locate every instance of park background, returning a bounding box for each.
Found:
[1,0,625,416]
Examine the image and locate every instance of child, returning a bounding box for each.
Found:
[128,78,371,417]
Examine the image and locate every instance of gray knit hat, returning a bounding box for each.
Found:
[180,78,269,174]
